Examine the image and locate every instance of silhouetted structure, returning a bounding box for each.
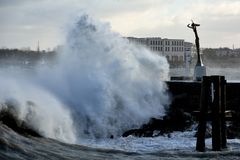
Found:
[37,41,40,53]
[196,76,228,151]
[187,20,206,81]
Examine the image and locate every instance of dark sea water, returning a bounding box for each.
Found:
[1,123,240,160]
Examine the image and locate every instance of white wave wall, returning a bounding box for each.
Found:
[0,14,169,143]
[0,75,76,143]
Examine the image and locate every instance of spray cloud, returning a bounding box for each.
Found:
[0,14,169,142]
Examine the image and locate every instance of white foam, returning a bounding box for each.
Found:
[0,14,169,143]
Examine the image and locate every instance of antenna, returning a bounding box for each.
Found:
[37,41,40,53]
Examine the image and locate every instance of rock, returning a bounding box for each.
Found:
[122,108,194,137]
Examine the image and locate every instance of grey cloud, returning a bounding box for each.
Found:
[0,0,240,48]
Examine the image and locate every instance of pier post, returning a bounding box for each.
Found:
[196,75,227,151]
[211,76,222,151]
[221,77,227,148]
[196,76,210,151]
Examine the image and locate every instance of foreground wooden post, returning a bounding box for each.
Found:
[221,77,227,148]
[211,76,222,151]
[196,76,227,151]
[196,76,210,151]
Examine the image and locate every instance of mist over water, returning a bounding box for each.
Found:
[170,67,240,81]
[0,14,169,143]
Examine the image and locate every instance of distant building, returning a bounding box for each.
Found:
[127,37,194,66]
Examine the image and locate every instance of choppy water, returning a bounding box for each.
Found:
[1,124,240,160]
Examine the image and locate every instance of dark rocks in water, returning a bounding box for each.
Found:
[122,129,144,137]
[122,107,193,137]
[227,112,240,139]
[227,126,240,139]
[0,109,42,137]
[164,107,193,132]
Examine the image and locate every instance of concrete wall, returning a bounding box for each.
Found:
[166,81,240,113]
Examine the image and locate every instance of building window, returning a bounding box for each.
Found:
[180,56,183,61]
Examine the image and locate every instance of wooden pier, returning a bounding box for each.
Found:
[196,76,232,151]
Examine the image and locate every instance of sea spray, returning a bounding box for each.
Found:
[0,14,170,142]
[0,76,76,143]
[37,14,170,139]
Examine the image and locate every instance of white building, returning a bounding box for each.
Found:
[127,37,194,65]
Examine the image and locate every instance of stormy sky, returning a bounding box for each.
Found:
[0,0,240,50]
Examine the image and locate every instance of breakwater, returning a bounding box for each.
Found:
[167,81,240,113]
[123,80,240,138]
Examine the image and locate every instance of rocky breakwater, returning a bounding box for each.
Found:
[123,81,240,138]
